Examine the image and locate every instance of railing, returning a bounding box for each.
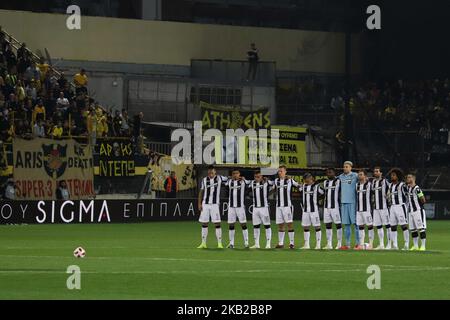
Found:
[191,59,276,84]
[146,142,171,155]
[1,26,77,91]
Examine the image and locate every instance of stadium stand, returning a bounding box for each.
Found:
[0,26,159,198]
[0,26,144,146]
[275,75,450,179]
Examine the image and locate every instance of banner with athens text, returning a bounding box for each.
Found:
[200,101,270,130]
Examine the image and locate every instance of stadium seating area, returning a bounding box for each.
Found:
[0,28,144,146]
[349,79,450,134]
[345,79,450,168]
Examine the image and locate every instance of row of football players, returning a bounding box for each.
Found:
[197,165,427,251]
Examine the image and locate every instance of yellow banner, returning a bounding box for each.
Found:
[200,101,270,130]
[274,126,307,168]
[148,156,196,192]
[239,126,307,168]
[13,138,94,200]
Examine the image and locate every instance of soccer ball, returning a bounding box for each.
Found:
[363,243,372,250]
[73,247,86,258]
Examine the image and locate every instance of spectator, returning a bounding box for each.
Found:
[73,68,88,94]
[33,120,45,138]
[120,109,130,136]
[56,91,69,111]
[246,43,259,81]
[3,43,16,69]
[16,53,31,78]
[17,42,27,60]
[87,109,97,146]
[164,171,178,198]
[25,78,37,101]
[51,121,63,139]
[37,57,50,81]
[0,113,9,141]
[24,62,40,84]
[133,111,143,141]
[4,178,17,200]
[56,180,70,200]
[112,110,122,136]
[57,72,68,89]
[32,99,46,123]
[15,80,25,102]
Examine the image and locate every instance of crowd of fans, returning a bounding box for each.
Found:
[0,28,145,148]
[331,79,450,141]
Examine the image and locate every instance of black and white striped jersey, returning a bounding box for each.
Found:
[356,181,371,212]
[249,180,270,208]
[371,178,390,210]
[200,175,228,205]
[323,178,340,209]
[273,178,301,207]
[226,179,246,208]
[388,182,408,206]
[301,183,324,213]
[407,185,424,212]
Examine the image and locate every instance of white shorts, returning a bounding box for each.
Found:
[373,209,390,227]
[409,209,427,230]
[252,207,271,226]
[389,204,408,226]
[323,208,341,224]
[228,207,247,224]
[276,206,293,224]
[357,211,373,226]
[302,211,321,227]
[199,204,221,223]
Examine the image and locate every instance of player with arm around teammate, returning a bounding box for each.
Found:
[371,166,391,250]
[322,168,343,250]
[406,173,427,251]
[272,165,301,249]
[225,168,249,249]
[247,170,272,249]
[355,170,374,250]
[387,168,410,250]
[197,166,229,249]
[300,173,324,250]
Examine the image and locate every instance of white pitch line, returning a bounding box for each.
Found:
[0,254,448,271]
[2,246,128,249]
[1,267,448,275]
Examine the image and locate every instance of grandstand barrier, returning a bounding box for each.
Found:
[191,59,276,84]
[1,199,448,225]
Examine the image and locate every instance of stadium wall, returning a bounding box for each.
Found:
[0,9,361,75]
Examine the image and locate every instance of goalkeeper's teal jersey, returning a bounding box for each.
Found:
[338,172,358,204]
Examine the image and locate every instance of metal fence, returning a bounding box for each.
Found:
[191,59,276,84]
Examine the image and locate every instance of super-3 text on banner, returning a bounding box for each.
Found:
[13,138,95,200]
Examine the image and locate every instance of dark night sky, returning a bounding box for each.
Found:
[359,0,450,79]
[1,0,448,79]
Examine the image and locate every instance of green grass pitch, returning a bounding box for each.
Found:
[0,221,449,299]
